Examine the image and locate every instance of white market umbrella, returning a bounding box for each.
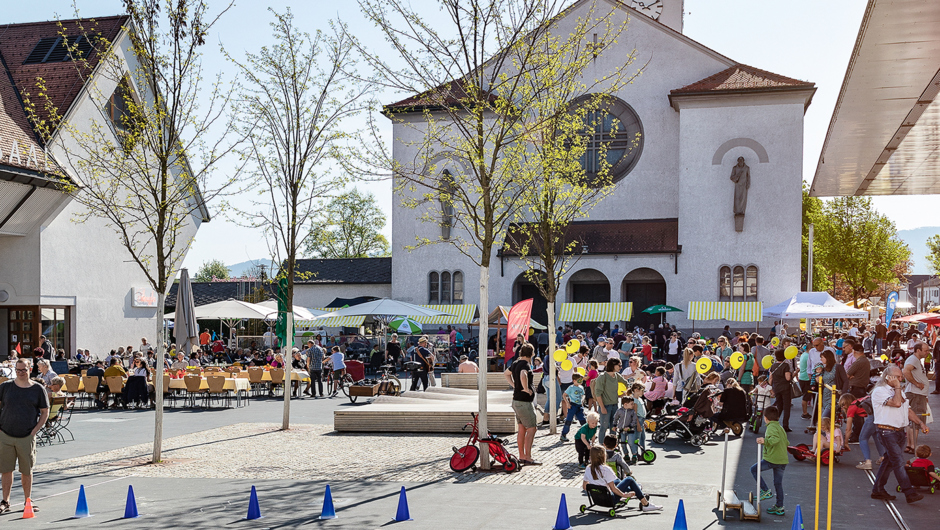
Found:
[256,299,325,321]
[762,292,868,319]
[174,268,199,352]
[164,299,274,320]
[310,299,452,347]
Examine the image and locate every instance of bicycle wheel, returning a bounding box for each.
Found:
[450,445,479,472]
[340,374,355,397]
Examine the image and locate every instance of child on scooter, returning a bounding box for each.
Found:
[630,383,648,457]
[753,405,789,516]
[612,396,641,464]
[560,374,587,442]
[603,434,632,479]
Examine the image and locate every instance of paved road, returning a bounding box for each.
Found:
[7,381,937,529]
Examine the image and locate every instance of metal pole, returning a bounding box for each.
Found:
[807,224,814,292]
[827,386,836,530]
[814,376,823,530]
[719,430,729,507]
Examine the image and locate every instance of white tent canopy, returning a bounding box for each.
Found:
[762,292,868,319]
[308,298,452,325]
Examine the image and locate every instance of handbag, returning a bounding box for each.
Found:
[790,378,803,398]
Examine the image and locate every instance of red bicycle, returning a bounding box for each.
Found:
[450,413,519,473]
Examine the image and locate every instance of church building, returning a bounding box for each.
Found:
[387,0,814,333]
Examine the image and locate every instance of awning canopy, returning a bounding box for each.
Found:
[413,305,478,325]
[810,0,940,196]
[688,301,763,322]
[558,302,633,323]
[297,310,366,328]
[762,292,868,319]
[471,306,547,330]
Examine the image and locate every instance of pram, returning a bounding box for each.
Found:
[648,390,716,447]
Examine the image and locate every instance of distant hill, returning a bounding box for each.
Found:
[227,259,276,278]
[897,227,940,275]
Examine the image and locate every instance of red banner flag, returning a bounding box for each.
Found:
[504,299,533,365]
[15,342,21,356]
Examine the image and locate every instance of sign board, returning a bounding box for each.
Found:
[132,286,158,308]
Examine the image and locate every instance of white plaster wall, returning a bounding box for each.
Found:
[0,230,42,306]
[674,96,806,327]
[36,27,202,355]
[293,283,392,309]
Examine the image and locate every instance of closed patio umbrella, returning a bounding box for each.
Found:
[174,268,199,353]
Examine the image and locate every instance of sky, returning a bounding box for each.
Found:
[5,0,937,272]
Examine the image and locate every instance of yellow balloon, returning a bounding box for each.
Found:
[880,354,889,362]
[560,359,573,371]
[784,345,798,360]
[771,337,780,347]
[730,351,745,370]
[618,382,627,396]
[528,328,535,336]
[565,339,581,354]
[576,367,586,376]
[761,355,773,370]
[696,358,711,374]
[553,349,567,362]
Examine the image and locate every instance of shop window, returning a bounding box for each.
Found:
[428,272,440,304]
[719,265,758,302]
[428,270,464,305]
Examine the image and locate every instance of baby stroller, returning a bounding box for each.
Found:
[648,390,716,447]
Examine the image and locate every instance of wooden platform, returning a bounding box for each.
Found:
[440,372,542,390]
[333,387,520,434]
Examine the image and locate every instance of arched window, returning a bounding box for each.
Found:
[732,266,745,300]
[453,271,464,304]
[719,266,731,301]
[441,170,455,240]
[574,96,644,184]
[428,272,440,304]
[441,271,452,304]
[746,266,758,301]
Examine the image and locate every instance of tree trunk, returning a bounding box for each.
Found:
[282,312,293,430]
[547,301,557,435]
[152,291,166,463]
[478,264,490,470]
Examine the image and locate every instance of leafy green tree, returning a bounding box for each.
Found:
[194,259,230,282]
[814,196,911,304]
[303,188,390,258]
[926,235,940,275]
[801,184,830,292]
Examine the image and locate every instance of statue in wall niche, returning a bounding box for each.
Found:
[730,156,750,232]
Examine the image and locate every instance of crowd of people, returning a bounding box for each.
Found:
[500,318,938,517]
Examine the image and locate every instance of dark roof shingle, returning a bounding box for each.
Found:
[294,257,392,284]
[165,281,273,310]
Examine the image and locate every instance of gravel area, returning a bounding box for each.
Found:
[35,422,715,496]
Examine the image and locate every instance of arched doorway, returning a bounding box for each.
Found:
[621,268,666,331]
[566,269,611,332]
[512,271,549,328]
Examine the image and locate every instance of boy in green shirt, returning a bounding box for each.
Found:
[752,405,789,516]
[575,412,599,468]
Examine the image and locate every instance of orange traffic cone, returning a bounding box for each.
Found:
[23,498,35,519]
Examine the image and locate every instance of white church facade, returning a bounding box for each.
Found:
[386,0,814,332]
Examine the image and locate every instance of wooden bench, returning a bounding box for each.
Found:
[440,372,542,390]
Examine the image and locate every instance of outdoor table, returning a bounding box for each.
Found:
[259,371,310,382]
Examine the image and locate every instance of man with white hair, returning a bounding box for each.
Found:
[870,364,929,503]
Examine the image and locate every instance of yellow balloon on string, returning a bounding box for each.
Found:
[576,367,586,376]
[560,359,573,371]
[761,355,773,370]
[565,339,580,354]
[771,337,780,347]
[553,349,567,362]
[881,354,889,362]
[696,358,711,374]
[618,382,627,396]
[784,345,798,360]
[730,351,745,370]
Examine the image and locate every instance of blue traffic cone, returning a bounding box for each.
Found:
[320,484,337,520]
[673,499,688,530]
[552,493,571,530]
[791,504,804,530]
[73,484,90,518]
[245,486,262,520]
[394,486,412,521]
[123,485,139,518]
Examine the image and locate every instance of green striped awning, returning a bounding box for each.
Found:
[687,301,763,322]
[296,309,366,328]
[413,305,477,325]
[558,303,633,322]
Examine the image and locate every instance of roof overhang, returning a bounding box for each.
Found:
[810,0,940,197]
[0,168,71,236]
